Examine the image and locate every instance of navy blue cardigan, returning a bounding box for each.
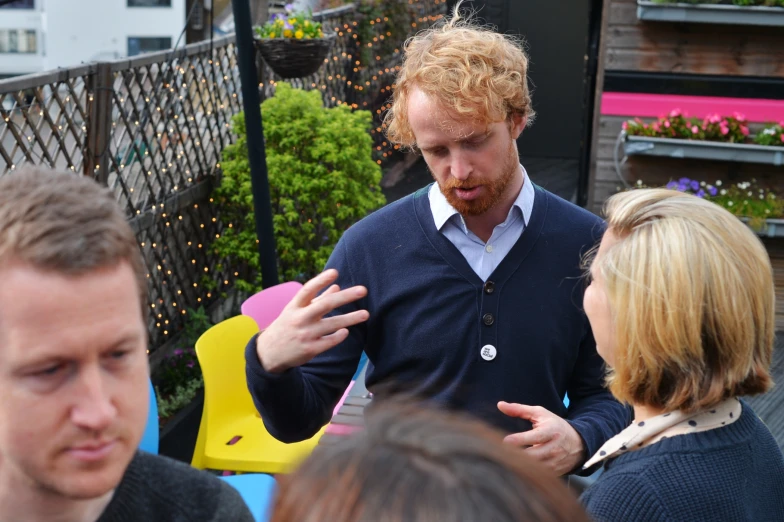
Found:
[245,184,629,462]
[581,400,784,521]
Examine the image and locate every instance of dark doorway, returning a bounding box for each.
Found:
[447,0,603,205]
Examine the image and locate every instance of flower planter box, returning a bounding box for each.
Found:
[741,218,784,238]
[636,1,784,27]
[159,391,203,464]
[623,135,784,166]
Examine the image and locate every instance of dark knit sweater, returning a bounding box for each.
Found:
[246,184,630,461]
[580,400,784,522]
[96,452,254,522]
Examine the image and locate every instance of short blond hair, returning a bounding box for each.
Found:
[0,166,147,317]
[384,1,535,148]
[592,188,774,413]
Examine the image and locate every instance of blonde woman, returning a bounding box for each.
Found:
[580,188,784,521]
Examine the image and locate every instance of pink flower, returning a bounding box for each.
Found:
[721,126,730,136]
[664,121,671,128]
[779,121,784,127]
[708,114,721,124]
[670,108,681,118]
[741,126,749,136]
[691,126,699,134]
[652,122,661,132]
[622,121,629,130]
[634,117,643,124]
[781,134,784,143]
[733,112,746,122]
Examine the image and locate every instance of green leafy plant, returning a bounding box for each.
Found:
[626,177,784,230]
[214,83,386,291]
[355,0,412,69]
[754,122,784,146]
[157,377,204,420]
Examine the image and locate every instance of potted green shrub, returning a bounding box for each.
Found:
[213,83,386,289]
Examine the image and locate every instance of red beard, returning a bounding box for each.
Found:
[438,142,519,217]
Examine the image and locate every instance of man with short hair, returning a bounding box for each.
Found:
[246,3,629,476]
[0,166,253,522]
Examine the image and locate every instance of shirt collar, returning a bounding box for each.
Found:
[428,165,534,232]
[583,397,741,469]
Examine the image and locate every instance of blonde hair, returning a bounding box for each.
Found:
[0,166,147,316]
[592,188,774,413]
[383,0,535,148]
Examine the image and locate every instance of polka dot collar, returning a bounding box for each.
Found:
[584,398,741,469]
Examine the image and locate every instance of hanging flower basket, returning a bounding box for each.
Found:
[254,33,336,79]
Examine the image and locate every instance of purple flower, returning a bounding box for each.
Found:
[173,348,183,356]
[708,186,718,196]
[677,183,688,192]
[187,361,195,368]
[284,3,294,12]
[678,177,690,184]
[690,181,700,191]
[696,189,706,198]
[284,20,293,30]
[666,181,679,190]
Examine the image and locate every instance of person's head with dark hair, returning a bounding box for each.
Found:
[271,403,591,522]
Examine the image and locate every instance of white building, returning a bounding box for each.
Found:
[0,0,188,78]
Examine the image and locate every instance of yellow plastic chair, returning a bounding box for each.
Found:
[191,314,325,474]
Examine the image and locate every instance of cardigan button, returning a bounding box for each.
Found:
[484,281,495,294]
[480,344,497,361]
[482,313,495,326]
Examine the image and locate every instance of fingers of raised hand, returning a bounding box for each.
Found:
[311,284,340,303]
[291,269,340,308]
[302,285,368,322]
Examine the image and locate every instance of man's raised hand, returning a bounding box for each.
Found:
[256,269,369,373]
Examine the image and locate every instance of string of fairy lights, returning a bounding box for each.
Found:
[0,1,446,350]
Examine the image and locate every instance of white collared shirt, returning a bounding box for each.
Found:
[428,166,535,281]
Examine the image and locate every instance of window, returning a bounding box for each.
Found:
[0,29,37,54]
[127,37,172,57]
[0,0,34,9]
[127,0,171,6]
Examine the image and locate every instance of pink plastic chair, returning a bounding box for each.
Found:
[240,281,303,330]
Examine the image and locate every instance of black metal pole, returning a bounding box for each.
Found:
[231,0,279,288]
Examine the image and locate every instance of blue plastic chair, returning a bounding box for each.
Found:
[143,379,276,521]
[139,380,159,454]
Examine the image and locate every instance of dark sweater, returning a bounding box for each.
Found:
[97,451,254,522]
[246,184,629,460]
[580,400,784,522]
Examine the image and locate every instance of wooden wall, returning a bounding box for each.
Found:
[589,0,784,212]
[604,0,784,77]
[587,0,784,327]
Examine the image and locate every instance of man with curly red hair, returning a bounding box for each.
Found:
[246,1,628,477]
